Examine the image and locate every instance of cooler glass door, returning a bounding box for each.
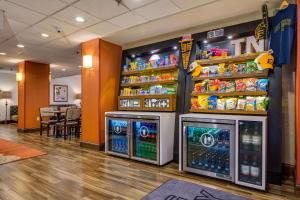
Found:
[106,118,130,158]
[131,119,159,164]
[182,120,235,181]
[236,120,266,190]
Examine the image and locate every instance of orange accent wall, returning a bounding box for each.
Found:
[296,0,300,185]
[81,38,122,146]
[18,61,50,130]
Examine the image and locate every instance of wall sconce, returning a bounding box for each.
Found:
[16,72,23,81]
[83,55,93,68]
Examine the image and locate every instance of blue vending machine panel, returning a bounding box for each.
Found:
[186,127,231,177]
[108,119,129,155]
[132,121,158,161]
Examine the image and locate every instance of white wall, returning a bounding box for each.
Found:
[50,75,81,106]
[0,71,18,121]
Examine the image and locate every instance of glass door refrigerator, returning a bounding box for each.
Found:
[105,112,175,165]
[105,117,130,158]
[181,118,236,182]
[235,120,267,190]
[131,118,160,164]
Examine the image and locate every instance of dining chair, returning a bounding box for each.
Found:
[55,108,81,140]
[40,107,57,136]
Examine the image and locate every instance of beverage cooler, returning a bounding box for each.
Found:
[179,114,267,190]
[105,111,175,165]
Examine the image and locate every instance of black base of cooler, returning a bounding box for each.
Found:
[267,171,282,185]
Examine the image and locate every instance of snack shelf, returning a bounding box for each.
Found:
[197,52,264,66]
[121,80,177,87]
[189,109,267,116]
[119,94,176,98]
[118,94,176,111]
[192,70,269,81]
[191,91,268,97]
[122,65,178,76]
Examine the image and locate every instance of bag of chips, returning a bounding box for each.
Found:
[208,79,220,92]
[226,98,238,110]
[198,95,209,110]
[217,98,226,110]
[257,79,269,92]
[236,99,247,110]
[225,81,236,93]
[246,61,258,74]
[235,79,246,92]
[246,96,256,111]
[208,96,217,110]
[256,96,269,111]
[209,65,218,77]
[245,78,257,91]
[201,67,210,77]
[191,98,200,110]
[218,81,227,92]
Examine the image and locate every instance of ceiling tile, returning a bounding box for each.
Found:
[2,1,46,25]
[86,21,121,37]
[35,17,79,36]
[108,12,147,28]
[74,0,128,20]
[170,0,217,10]
[0,18,28,43]
[122,0,157,9]
[6,0,67,15]
[67,30,100,44]
[53,6,102,28]
[134,0,180,20]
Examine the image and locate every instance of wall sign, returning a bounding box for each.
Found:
[231,36,265,56]
[180,38,193,70]
[53,84,68,102]
[207,29,224,39]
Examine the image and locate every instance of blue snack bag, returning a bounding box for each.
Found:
[257,79,269,91]
[208,96,217,110]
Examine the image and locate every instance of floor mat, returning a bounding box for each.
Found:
[142,179,250,200]
[0,138,46,165]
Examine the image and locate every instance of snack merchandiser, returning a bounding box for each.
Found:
[105,45,180,165]
[179,33,273,190]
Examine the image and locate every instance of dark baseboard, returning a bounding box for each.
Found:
[17,128,40,133]
[80,142,105,151]
[282,163,295,179]
[296,185,300,197]
[0,120,16,124]
[267,171,282,185]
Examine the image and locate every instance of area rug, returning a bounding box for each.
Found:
[142,179,249,200]
[0,138,46,165]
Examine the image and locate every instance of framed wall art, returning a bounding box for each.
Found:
[53,85,68,102]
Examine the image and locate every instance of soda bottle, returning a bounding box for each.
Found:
[241,153,250,178]
[250,154,260,181]
[252,126,262,152]
[241,126,252,150]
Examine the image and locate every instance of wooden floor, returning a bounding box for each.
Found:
[0,124,298,200]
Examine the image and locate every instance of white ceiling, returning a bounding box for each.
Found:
[0,0,281,78]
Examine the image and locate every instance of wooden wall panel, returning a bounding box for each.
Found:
[81,38,101,145]
[80,38,122,147]
[18,61,50,130]
[18,62,25,129]
[99,40,122,143]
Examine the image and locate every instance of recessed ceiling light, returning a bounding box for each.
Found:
[131,54,136,58]
[62,68,66,71]
[0,52,6,55]
[150,49,160,54]
[173,46,178,50]
[17,44,25,48]
[203,40,208,44]
[41,33,49,38]
[227,35,233,39]
[75,16,85,23]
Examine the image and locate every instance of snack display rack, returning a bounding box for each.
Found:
[118,49,180,112]
[190,52,270,116]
